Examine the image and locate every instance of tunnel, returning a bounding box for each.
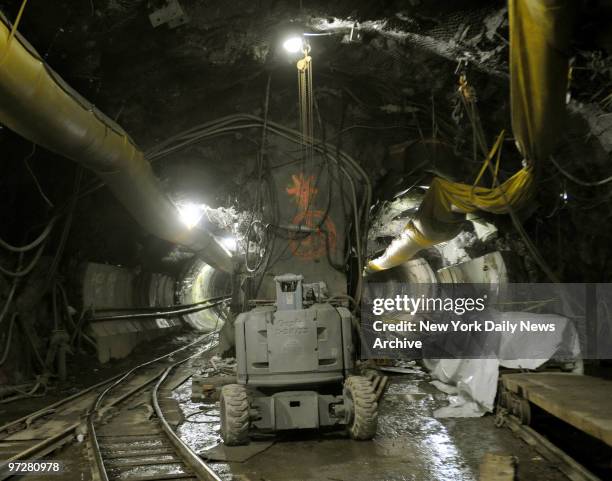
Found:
[0,1,611,480]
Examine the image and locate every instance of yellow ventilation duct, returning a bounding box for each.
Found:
[367,0,571,274]
[0,13,233,273]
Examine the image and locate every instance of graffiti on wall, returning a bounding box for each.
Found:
[285,173,337,261]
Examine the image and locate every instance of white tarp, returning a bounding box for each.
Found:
[425,312,582,417]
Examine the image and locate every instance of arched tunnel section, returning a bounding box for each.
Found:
[178,259,231,331]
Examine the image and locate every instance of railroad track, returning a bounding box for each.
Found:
[0,309,225,481]
[88,344,221,481]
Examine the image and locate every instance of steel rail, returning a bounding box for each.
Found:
[0,370,171,480]
[501,413,601,481]
[152,359,222,480]
[0,330,219,480]
[0,296,228,437]
[87,332,218,481]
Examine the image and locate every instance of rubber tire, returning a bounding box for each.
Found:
[220,384,250,446]
[344,376,378,440]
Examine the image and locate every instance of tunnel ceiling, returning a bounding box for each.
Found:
[0,0,611,278]
[0,0,522,145]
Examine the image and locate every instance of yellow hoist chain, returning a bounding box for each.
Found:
[297,45,314,166]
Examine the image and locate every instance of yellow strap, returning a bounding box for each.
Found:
[0,0,28,67]
[470,130,505,203]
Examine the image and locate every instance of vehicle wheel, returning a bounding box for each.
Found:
[220,384,250,446]
[344,376,378,440]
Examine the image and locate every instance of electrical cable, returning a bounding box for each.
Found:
[495,169,561,283]
[145,113,372,235]
[0,382,45,404]
[0,278,18,325]
[550,155,612,187]
[91,294,231,314]
[0,215,56,253]
[44,166,83,291]
[0,241,46,277]
[184,408,219,424]
[17,315,46,370]
[23,144,54,208]
[306,95,348,273]
[0,166,79,283]
[52,282,59,330]
[152,110,361,297]
[144,113,372,299]
[459,77,560,282]
[145,114,372,204]
[340,166,363,301]
[57,282,96,349]
[88,297,230,322]
[244,220,268,274]
[0,312,17,366]
[245,76,272,275]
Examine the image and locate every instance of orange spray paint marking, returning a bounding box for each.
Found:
[286,172,338,261]
[288,210,337,260]
[286,173,318,211]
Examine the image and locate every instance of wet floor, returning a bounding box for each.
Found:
[2,342,571,481]
[175,369,568,481]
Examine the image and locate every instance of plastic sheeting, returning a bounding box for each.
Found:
[366,0,572,273]
[425,312,581,417]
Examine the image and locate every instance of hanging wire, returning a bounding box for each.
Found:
[0,215,57,253]
[44,166,83,291]
[245,74,273,275]
[0,278,18,325]
[550,155,612,187]
[141,114,372,297]
[0,313,18,366]
[184,408,220,424]
[0,241,46,277]
[23,144,54,208]
[459,71,560,282]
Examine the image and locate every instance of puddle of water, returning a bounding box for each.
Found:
[105,454,176,467]
[172,369,476,481]
[173,374,222,453]
[377,377,476,481]
[110,463,188,480]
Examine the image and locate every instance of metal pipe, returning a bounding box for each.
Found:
[88,297,230,322]
[365,190,464,273]
[0,14,233,273]
[91,294,230,313]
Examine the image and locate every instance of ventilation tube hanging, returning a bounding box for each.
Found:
[366,0,571,273]
[0,13,233,273]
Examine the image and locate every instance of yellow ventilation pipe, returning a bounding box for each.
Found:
[0,13,233,273]
[366,0,571,274]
